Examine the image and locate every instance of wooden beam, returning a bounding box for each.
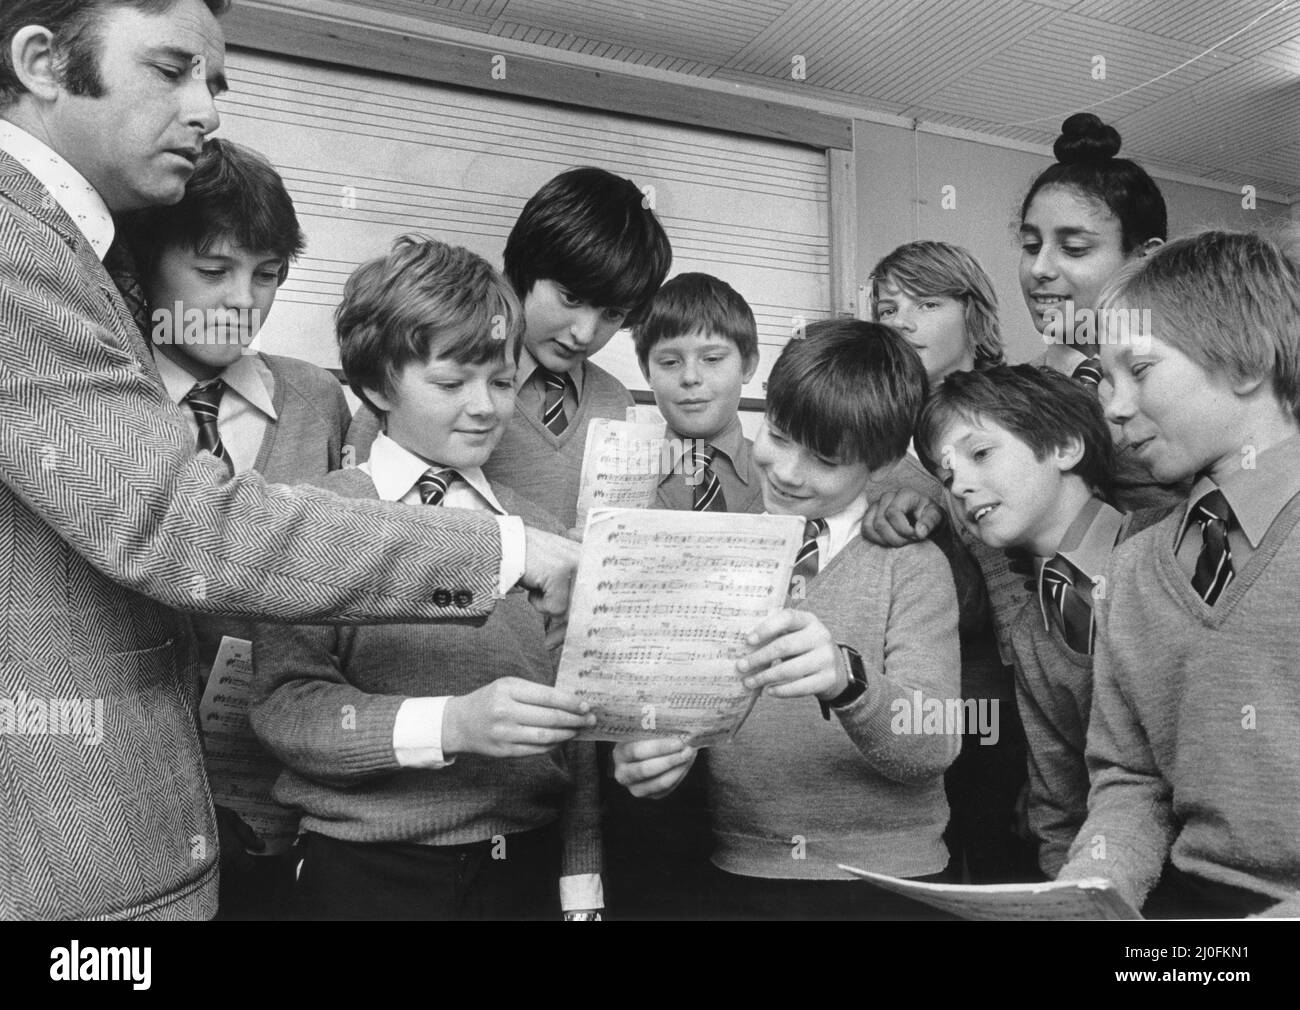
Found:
[827,148,858,317]
[222,3,853,152]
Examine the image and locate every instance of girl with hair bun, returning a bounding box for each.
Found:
[1019,113,1187,511]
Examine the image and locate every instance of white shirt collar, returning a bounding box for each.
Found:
[154,350,278,420]
[362,432,505,513]
[0,119,115,259]
[822,490,871,563]
[766,490,869,569]
[518,345,582,388]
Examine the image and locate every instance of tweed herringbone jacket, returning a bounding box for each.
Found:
[0,150,506,920]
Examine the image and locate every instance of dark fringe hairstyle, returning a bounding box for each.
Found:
[633,272,758,364]
[766,319,928,470]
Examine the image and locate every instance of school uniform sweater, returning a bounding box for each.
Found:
[707,535,961,880]
[249,468,600,877]
[484,361,633,529]
[1057,495,1300,909]
[183,352,352,672]
[1008,502,1167,876]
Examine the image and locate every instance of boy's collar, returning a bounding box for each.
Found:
[154,349,277,421]
[365,431,502,512]
[1177,433,1300,552]
[518,345,583,387]
[661,416,747,481]
[1044,495,1124,584]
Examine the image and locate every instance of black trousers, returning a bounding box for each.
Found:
[288,825,562,921]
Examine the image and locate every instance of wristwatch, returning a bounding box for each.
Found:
[819,645,867,720]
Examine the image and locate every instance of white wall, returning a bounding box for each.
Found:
[853,120,1293,365]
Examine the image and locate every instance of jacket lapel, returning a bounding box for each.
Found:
[0,148,159,375]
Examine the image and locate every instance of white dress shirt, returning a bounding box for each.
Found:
[365,432,601,911]
[156,351,277,473]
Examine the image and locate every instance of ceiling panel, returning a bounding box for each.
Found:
[330,0,1300,198]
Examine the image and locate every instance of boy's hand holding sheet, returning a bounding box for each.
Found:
[737,609,848,701]
[611,738,698,799]
[443,678,596,758]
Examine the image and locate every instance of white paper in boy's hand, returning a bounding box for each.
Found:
[199,636,298,855]
[625,404,666,427]
[553,508,803,748]
[837,864,1143,920]
[573,418,666,528]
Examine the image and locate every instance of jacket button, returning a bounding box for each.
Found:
[453,590,473,607]
[432,589,452,606]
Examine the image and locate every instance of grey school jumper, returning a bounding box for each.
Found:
[707,536,962,880]
[1058,497,1300,910]
[484,361,633,529]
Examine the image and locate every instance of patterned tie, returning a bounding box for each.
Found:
[183,379,232,471]
[790,518,827,592]
[103,239,151,339]
[417,467,458,506]
[1190,489,1235,605]
[1040,555,1095,654]
[540,369,572,435]
[1071,355,1103,390]
[691,442,727,512]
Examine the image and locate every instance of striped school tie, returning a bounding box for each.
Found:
[1190,489,1235,605]
[417,467,458,506]
[692,442,727,512]
[790,518,827,591]
[182,379,233,471]
[1071,355,1103,390]
[540,368,572,435]
[1040,555,1095,654]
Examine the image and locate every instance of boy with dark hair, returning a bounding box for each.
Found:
[346,166,672,530]
[123,136,351,622]
[603,272,760,918]
[614,320,961,919]
[120,137,350,916]
[251,236,602,921]
[487,166,672,527]
[918,364,1161,877]
[636,271,762,514]
[1058,231,1300,917]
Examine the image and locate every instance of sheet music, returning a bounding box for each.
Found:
[573,418,667,527]
[626,404,666,426]
[199,636,298,855]
[838,865,1142,920]
[554,508,804,747]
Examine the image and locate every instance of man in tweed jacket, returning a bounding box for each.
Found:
[0,0,579,919]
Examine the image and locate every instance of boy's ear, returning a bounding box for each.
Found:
[1230,372,1267,397]
[1052,435,1086,472]
[362,386,392,414]
[741,353,760,384]
[1134,237,1163,258]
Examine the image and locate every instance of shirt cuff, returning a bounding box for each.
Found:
[496,515,526,595]
[392,697,456,768]
[560,873,605,912]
